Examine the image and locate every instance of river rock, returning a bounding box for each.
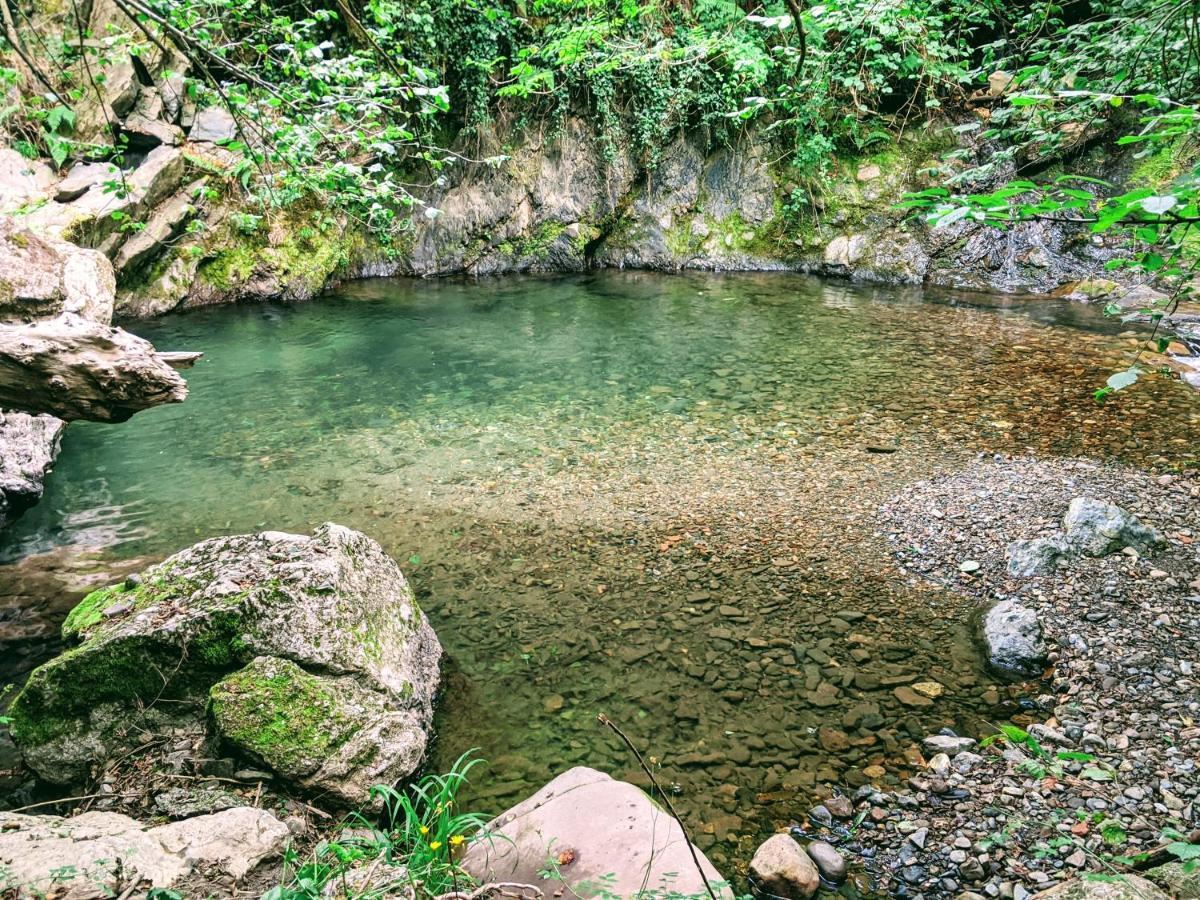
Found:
[805,840,847,884]
[982,600,1046,677]
[0,806,288,898]
[0,411,64,527]
[461,767,731,898]
[1007,536,1071,577]
[1029,874,1169,898]
[823,234,867,267]
[1062,497,1165,557]
[748,833,820,898]
[9,523,441,794]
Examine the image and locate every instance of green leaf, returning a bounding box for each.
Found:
[1167,842,1200,861]
[1081,766,1114,782]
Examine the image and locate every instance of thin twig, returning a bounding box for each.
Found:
[597,714,718,900]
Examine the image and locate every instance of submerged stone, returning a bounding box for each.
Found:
[9,523,440,790]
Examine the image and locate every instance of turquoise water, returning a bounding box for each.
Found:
[2,271,1197,871]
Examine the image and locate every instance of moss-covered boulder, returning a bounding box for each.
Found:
[9,522,441,789]
[210,656,430,805]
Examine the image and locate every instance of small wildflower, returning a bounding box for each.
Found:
[419,825,430,835]
[449,834,465,847]
[429,841,443,851]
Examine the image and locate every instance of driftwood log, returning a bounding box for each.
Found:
[0,316,189,422]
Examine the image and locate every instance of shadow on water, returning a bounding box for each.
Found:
[2,271,1198,868]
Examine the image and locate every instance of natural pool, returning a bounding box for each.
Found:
[2,271,1198,873]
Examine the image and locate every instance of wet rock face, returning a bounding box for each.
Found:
[982,600,1046,678]
[9,523,441,800]
[462,766,731,899]
[0,806,289,899]
[0,412,64,528]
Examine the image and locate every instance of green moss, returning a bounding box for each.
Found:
[210,658,352,776]
[11,570,254,750]
[1131,137,1194,189]
[196,209,366,296]
[498,220,567,262]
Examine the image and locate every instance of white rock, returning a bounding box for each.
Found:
[0,807,288,898]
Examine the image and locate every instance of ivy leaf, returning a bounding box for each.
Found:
[1167,842,1200,861]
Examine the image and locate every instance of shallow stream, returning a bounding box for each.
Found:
[3,271,1199,872]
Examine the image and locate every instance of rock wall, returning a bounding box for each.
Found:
[3,96,1122,321]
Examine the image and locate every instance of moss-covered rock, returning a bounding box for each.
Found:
[10,522,441,787]
[210,655,430,805]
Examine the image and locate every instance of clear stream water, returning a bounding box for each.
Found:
[2,272,1198,873]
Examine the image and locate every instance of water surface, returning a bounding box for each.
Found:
[3,272,1197,871]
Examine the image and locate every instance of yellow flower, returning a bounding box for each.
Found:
[429,841,443,851]
[449,835,465,847]
[419,825,430,835]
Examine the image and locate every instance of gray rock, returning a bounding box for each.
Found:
[189,105,238,144]
[0,217,115,324]
[804,840,846,884]
[1029,874,1169,898]
[54,162,121,203]
[462,767,731,898]
[121,112,185,150]
[9,523,441,796]
[983,600,1046,677]
[0,411,64,527]
[1062,497,1165,557]
[0,806,287,897]
[749,833,820,898]
[1006,536,1071,577]
[113,183,199,275]
[922,735,977,755]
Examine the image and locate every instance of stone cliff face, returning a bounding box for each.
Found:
[2,108,1119,320]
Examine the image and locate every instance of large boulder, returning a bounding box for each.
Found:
[462,767,731,898]
[9,523,441,800]
[0,807,288,899]
[1062,497,1165,557]
[982,600,1046,678]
